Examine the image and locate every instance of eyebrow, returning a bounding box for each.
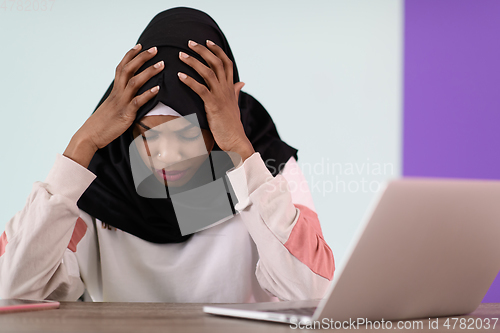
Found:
[138,121,152,131]
[138,121,197,133]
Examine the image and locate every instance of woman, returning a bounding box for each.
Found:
[0,7,334,303]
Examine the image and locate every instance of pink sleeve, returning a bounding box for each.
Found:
[226,153,335,301]
[283,204,334,280]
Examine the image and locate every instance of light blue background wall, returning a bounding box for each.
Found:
[0,1,402,266]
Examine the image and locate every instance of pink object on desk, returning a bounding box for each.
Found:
[0,299,60,314]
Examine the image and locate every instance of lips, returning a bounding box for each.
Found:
[155,168,189,182]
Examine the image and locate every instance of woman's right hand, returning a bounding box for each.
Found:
[63,44,164,168]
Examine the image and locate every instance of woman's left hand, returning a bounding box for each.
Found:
[177,39,255,163]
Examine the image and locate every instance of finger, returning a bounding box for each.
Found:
[124,60,164,99]
[206,40,233,84]
[234,82,245,104]
[186,40,226,84]
[114,44,142,84]
[116,46,158,90]
[127,85,160,115]
[179,51,219,91]
[177,72,212,104]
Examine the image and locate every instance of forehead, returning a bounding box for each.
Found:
[138,115,194,131]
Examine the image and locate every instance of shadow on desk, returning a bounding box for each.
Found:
[0,302,499,332]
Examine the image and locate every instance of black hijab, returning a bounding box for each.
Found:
[77,7,298,243]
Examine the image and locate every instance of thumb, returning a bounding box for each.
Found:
[234,82,245,103]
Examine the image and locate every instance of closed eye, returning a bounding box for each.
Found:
[178,126,202,141]
[179,132,201,141]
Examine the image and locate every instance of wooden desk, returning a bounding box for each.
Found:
[0,302,499,332]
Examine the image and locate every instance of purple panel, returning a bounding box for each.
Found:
[404,0,500,302]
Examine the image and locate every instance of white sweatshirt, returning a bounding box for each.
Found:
[0,152,335,303]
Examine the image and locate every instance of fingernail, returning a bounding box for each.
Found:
[188,40,197,47]
[206,40,215,46]
[178,72,187,79]
[133,44,141,50]
[154,61,164,69]
[179,52,189,59]
[148,46,157,53]
[151,86,160,93]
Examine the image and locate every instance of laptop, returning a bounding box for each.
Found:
[204,178,500,325]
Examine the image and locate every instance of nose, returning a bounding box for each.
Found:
[152,138,184,169]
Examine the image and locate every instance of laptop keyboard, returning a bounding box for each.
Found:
[265,307,317,316]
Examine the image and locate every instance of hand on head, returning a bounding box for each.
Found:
[178,40,253,163]
[64,44,163,168]
[64,40,253,170]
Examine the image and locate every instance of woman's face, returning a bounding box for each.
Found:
[132,115,215,187]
